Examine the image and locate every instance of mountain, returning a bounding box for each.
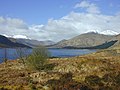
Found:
[85,30,119,35]
[108,34,120,48]
[9,38,55,47]
[63,40,118,49]
[4,34,55,47]
[49,32,115,48]
[100,30,119,35]
[0,35,31,48]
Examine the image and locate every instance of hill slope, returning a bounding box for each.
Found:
[49,32,114,48]
[0,35,30,48]
[63,40,118,49]
[9,38,55,47]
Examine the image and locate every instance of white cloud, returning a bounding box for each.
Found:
[13,35,28,39]
[29,12,120,41]
[74,1,100,14]
[0,17,43,40]
[75,1,90,8]
[0,2,120,42]
[0,13,120,42]
[0,17,28,36]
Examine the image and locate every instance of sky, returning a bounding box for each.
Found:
[0,0,120,41]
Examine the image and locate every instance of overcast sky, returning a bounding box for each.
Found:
[0,0,120,41]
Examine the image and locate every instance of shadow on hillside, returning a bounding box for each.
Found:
[63,40,118,49]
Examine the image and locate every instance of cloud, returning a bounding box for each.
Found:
[74,1,100,14]
[13,35,28,39]
[0,1,120,42]
[30,12,120,41]
[0,17,28,36]
[0,17,44,40]
[0,12,120,42]
[0,17,28,29]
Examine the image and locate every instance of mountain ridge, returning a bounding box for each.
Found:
[0,35,31,48]
[48,32,120,49]
[9,38,55,48]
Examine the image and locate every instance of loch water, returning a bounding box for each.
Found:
[0,48,96,63]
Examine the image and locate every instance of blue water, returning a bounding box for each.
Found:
[0,48,96,63]
[49,48,96,57]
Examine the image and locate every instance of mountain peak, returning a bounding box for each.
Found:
[85,31,99,34]
[85,30,119,35]
[100,30,119,35]
[85,30,99,34]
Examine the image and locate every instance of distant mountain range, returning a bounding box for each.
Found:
[48,32,120,49]
[9,38,55,47]
[0,35,55,48]
[3,34,55,47]
[0,35,31,48]
[0,31,120,49]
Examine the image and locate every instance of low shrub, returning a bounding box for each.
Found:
[26,46,50,71]
[15,48,30,65]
